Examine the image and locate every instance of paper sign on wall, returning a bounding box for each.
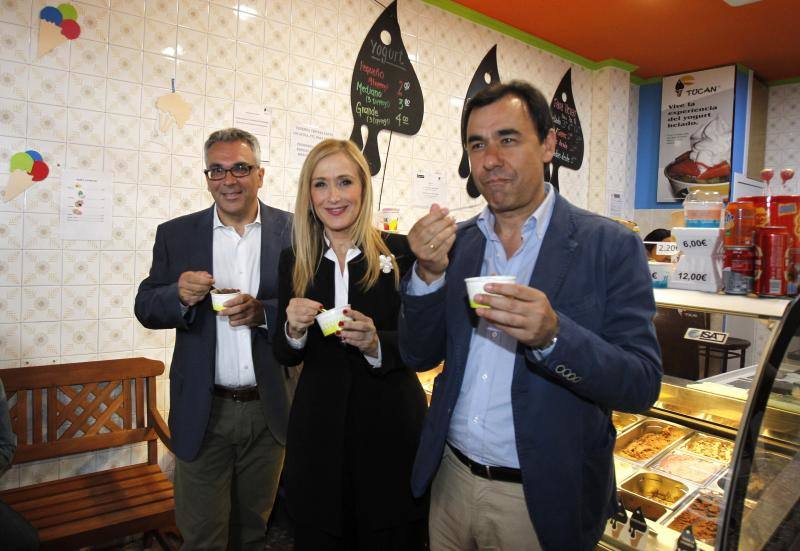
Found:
[60,169,112,241]
[234,103,272,163]
[288,125,333,168]
[413,169,446,207]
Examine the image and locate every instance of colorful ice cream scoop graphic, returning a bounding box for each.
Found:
[38,4,81,58]
[2,150,49,202]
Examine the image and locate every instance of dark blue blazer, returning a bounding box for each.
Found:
[399,193,662,550]
[135,202,293,461]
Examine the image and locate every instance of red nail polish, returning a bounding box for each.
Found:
[336,330,341,335]
[338,321,344,327]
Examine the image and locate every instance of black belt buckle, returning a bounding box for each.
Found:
[230,388,247,401]
[214,385,258,402]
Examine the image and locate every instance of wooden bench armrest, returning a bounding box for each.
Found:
[146,377,172,453]
[148,408,173,453]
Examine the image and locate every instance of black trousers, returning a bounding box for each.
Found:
[0,499,39,550]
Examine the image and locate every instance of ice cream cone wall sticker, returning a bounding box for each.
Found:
[38,4,81,58]
[2,150,49,202]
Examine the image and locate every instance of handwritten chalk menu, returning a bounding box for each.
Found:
[549,68,584,191]
[349,0,423,175]
[459,45,501,198]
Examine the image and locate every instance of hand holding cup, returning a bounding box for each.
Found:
[471,281,559,349]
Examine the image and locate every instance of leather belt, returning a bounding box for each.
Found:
[448,443,522,483]
[213,385,259,402]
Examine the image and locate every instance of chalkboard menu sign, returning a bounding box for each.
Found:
[459,45,501,198]
[548,68,584,191]
[349,1,423,176]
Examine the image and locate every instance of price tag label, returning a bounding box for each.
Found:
[684,328,729,344]
[675,271,710,283]
[656,242,679,256]
[681,238,710,249]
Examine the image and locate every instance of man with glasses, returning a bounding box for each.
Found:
[135,128,293,549]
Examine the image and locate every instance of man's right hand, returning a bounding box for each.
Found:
[408,204,457,284]
[286,297,324,339]
[178,271,214,307]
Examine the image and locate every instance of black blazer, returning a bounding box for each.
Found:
[135,202,293,461]
[273,233,427,536]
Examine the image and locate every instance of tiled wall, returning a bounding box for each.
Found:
[0,0,638,488]
[765,82,800,192]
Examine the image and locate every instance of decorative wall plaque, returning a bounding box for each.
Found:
[459,46,501,198]
[349,1,423,175]
[549,68,584,191]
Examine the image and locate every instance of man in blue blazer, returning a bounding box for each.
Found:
[135,128,293,549]
[399,81,662,550]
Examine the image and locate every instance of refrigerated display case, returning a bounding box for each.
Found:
[599,290,799,550]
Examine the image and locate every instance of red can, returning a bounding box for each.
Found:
[724,201,756,247]
[754,226,791,297]
[723,247,755,295]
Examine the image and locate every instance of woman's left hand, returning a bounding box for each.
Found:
[338,308,379,356]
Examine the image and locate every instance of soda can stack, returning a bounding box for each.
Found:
[754,226,791,297]
[723,201,756,295]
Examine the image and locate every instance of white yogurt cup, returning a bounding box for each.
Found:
[210,289,241,312]
[465,276,516,308]
[315,304,352,336]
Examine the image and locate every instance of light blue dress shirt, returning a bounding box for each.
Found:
[409,183,556,468]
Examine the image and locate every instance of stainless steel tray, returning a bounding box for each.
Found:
[678,433,734,465]
[651,450,725,485]
[614,419,692,465]
[612,412,641,434]
[621,471,694,511]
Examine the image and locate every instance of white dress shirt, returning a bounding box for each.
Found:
[213,204,262,388]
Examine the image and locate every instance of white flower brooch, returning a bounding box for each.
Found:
[379,254,394,274]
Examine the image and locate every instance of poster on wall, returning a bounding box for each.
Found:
[59,169,113,241]
[657,65,735,202]
[234,103,272,164]
[349,0,423,176]
[459,45,501,198]
[549,68,584,192]
[288,124,334,168]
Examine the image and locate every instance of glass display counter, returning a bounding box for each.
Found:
[600,291,799,551]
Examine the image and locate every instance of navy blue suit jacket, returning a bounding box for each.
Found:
[399,193,662,550]
[135,202,293,461]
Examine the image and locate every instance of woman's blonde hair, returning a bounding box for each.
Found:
[291,139,399,297]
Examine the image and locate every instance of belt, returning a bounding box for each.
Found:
[448,443,522,483]
[213,385,260,402]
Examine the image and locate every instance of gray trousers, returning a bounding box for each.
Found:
[174,396,284,551]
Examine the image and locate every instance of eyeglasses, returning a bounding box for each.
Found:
[203,163,256,180]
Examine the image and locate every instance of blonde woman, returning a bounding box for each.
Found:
[273,139,427,550]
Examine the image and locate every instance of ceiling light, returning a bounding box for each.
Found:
[723,0,763,6]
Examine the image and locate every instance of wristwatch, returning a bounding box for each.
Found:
[532,334,558,351]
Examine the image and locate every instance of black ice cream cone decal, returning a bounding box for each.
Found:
[459,45,501,199]
[349,1,423,176]
[549,68,584,192]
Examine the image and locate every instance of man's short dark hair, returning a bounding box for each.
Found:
[204,128,261,165]
[643,228,672,253]
[463,80,553,144]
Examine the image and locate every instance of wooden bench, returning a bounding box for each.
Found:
[0,358,176,550]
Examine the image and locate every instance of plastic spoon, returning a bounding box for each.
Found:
[780,168,795,194]
[761,168,775,196]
